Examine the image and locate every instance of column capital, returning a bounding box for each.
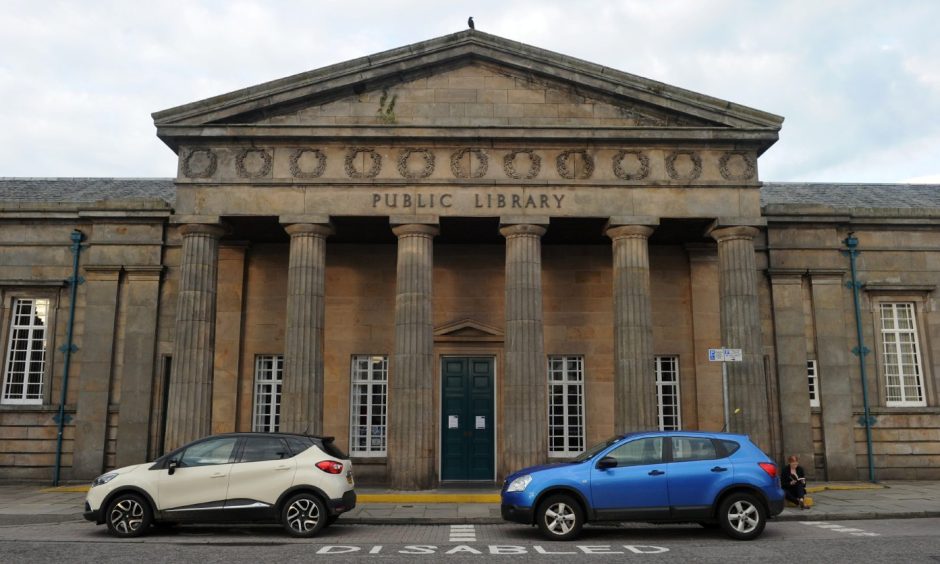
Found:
[178,223,227,238]
[499,224,546,238]
[392,223,440,238]
[605,224,655,240]
[284,223,334,237]
[709,225,761,243]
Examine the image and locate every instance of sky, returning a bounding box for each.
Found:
[1,0,938,183]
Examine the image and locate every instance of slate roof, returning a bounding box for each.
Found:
[1,178,938,211]
[0,178,175,204]
[761,182,940,209]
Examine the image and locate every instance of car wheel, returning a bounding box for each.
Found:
[718,493,766,540]
[105,493,152,538]
[536,494,583,541]
[282,493,327,538]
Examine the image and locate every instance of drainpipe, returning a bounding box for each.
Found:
[52,230,84,486]
[842,232,876,483]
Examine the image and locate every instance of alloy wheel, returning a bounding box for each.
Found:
[727,499,760,534]
[109,497,144,535]
[544,501,576,535]
[286,497,321,534]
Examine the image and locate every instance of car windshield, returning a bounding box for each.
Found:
[572,436,622,463]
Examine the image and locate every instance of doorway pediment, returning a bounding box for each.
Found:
[434,318,504,343]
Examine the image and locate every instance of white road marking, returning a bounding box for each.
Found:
[800,521,880,537]
[449,524,476,542]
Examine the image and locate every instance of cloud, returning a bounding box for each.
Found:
[0,0,937,182]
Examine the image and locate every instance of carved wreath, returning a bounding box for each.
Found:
[665,150,703,181]
[612,150,651,181]
[503,149,541,179]
[344,147,382,179]
[397,148,435,179]
[450,148,488,178]
[289,148,327,179]
[182,148,218,179]
[718,151,756,181]
[235,148,273,179]
[556,149,595,180]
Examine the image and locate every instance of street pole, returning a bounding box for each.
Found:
[722,361,730,432]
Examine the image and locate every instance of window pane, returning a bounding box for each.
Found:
[547,355,585,456]
[880,302,925,406]
[180,437,237,467]
[240,437,290,463]
[252,355,283,432]
[608,437,663,466]
[349,354,388,455]
[3,298,50,404]
[655,356,681,431]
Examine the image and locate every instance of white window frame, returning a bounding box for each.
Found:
[655,356,682,431]
[2,298,51,405]
[547,355,585,457]
[807,359,820,407]
[252,355,283,432]
[879,302,926,407]
[349,355,388,457]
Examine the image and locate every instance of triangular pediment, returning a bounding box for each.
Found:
[153,30,783,134]
[434,318,504,342]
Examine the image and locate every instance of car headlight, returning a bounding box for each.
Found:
[92,472,118,488]
[507,474,532,492]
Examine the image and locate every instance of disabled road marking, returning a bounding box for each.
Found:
[449,524,477,542]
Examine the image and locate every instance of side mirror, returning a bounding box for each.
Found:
[597,456,618,470]
[168,459,179,475]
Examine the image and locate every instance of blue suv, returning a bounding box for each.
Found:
[501,431,784,541]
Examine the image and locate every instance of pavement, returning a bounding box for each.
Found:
[1,481,939,525]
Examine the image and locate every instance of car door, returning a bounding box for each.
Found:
[225,436,297,509]
[666,436,734,519]
[589,436,669,520]
[156,436,238,512]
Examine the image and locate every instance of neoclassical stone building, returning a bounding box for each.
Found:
[2,31,939,485]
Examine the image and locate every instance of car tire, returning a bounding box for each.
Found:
[718,492,766,540]
[105,493,152,538]
[536,494,584,541]
[282,493,327,538]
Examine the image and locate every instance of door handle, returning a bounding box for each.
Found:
[648,469,665,476]
[275,465,291,471]
[211,472,226,478]
[711,466,728,472]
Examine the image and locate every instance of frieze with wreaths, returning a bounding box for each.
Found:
[503,149,541,180]
[182,148,218,179]
[612,150,651,181]
[344,147,383,179]
[235,148,273,179]
[397,148,435,179]
[556,149,595,180]
[718,151,756,181]
[450,148,488,178]
[289,148,327,179]
[665,150,703,181]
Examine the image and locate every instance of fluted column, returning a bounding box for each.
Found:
[711,225,771,450]
[606,225,657,432]
[281,223,334,435]
[388,223,439,490]
[165,223,225,451]
[500,223,548,473]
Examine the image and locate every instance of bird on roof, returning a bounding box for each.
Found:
[468,17,475,30]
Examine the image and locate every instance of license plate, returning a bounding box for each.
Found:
[346,471,354,485]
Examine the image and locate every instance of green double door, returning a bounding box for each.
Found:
[441,357,495,481]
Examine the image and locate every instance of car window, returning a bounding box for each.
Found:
[672,437,719,462]
[573,436,621,462]
[285,436,312,456]
[719,439,741,457]
[606,437,663,467]
[178,437,238,467]
[239,437,290,463]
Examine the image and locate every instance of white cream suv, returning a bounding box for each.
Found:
[84,433,356,538]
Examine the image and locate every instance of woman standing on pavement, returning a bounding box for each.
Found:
[784,455,808,509]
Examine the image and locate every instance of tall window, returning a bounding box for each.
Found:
[548,355,584,457]
[252,355,283,432]
[655,356,681,431]
[2,298,50,405]
[807,360,819,407]
[349,355,388,456]
[880,303,925,406]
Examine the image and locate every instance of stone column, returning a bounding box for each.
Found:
[811,272,856,479]
[710,225,771,450]
[770,272,815,476]
[500,222,548,473]
[115,266,163,468]
[388,222,439,490]
[280,223,334,435]
[164,223,225,452]
[73,266,121,479]
[606,224,657,432]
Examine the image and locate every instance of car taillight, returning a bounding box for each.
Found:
[316,460,344,474]
[758,462,777,478]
